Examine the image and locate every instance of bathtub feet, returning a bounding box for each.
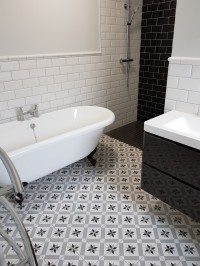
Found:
[15,193,24,205]
[12,183,28,205]
[22,182,28,187]
[87,148,97,166]
[88,157,96,166]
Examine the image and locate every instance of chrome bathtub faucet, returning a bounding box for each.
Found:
[16,104,39,121]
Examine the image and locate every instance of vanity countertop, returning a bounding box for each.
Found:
[144,110,200,150]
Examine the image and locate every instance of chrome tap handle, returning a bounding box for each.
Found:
[32,104,39,117]
[16,107,25,121]
[16,104,39,121]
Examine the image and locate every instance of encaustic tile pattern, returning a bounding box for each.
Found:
[0,135,200,266]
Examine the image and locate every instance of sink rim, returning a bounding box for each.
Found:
[144,110,200,150]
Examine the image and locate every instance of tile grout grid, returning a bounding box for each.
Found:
[0,135,200,266]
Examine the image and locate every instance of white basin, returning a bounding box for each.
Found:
[165,116,200,139]
[144,111,200,150]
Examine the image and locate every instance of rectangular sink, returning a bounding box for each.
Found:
[144,110,200,150]
[164,116,200,139]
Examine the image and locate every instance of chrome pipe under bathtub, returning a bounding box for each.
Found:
[0,147,37,265]
[0,146,24,202]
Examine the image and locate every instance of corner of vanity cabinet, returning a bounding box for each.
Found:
[141,131,200,222]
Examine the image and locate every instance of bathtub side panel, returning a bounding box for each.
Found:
[0,121,35,153]
[0,129,102,186]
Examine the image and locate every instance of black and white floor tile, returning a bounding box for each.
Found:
[0,135,200,266]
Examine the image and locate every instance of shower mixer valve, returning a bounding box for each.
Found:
[120,58,134,63]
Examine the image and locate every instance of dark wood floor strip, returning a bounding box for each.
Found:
[106,121,144,150]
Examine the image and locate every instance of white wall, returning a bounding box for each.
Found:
[165,58,200,115]
[165,0,200,115]
[172,0,200,57]
[0,0,142,130]
[0,0,100,57]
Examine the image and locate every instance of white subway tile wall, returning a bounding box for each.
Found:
[165,57,200,115]
[0,0,142,130]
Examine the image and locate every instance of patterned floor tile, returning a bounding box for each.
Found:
[182,261,200,266]
[0,135,200,266]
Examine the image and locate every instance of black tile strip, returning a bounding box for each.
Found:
[137,0,177,121]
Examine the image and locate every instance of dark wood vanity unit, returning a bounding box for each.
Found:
[141,132,200,222]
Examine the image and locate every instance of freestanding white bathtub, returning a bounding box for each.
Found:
[0,106,115,186]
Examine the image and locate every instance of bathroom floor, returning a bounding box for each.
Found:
[1,135,200,266]
[106,121,144,150]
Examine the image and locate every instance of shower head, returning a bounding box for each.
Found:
[127,6,139,25]
[134,6,140,14]
[128,14,134,25]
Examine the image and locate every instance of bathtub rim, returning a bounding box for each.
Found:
[5,106,115,157]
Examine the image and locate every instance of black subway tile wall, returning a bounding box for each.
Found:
[137,0,177,121]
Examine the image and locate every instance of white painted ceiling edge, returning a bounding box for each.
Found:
[172,0,200,58]
[0,0,101,58]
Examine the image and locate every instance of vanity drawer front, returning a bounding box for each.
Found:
[143,133,200,190]
[141,163,200,221]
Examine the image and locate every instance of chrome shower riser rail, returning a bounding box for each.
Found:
[120,0,134,88]
[126,0,131,87]
[120,1,139,88]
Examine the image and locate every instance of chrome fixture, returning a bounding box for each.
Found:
[127,6,139,26]
[16,104,39,121]
[120,1,139,88]
[30,123,36,130]
[0,146,24,203]
[30,123,38,143]
[0,146,38,265]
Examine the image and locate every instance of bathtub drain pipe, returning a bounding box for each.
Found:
[0,147,24,202]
